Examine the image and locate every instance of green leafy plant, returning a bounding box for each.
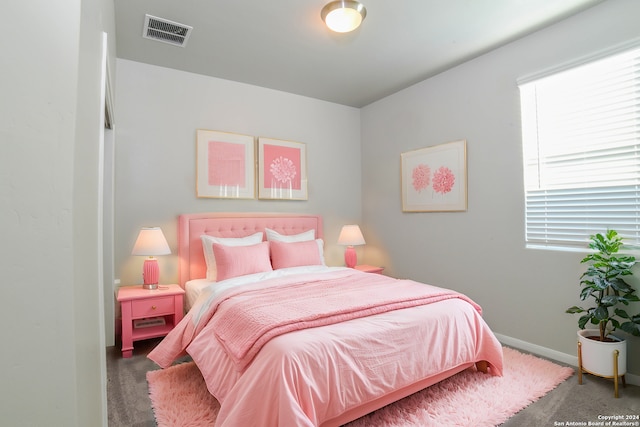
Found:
[566,230,640,341]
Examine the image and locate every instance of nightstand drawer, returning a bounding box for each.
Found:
[131,296,175,318]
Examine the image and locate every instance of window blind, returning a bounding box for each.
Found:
[519,46,640,249]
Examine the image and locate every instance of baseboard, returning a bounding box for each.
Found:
[495,333,640,386]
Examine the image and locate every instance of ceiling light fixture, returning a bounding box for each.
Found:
[321,1,367,33]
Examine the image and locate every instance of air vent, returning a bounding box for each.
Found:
[143,14,192,47]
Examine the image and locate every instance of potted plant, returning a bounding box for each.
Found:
[566,230,640,394]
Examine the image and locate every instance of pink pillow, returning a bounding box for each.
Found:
[212,241,272,281]
[270,240,322,269]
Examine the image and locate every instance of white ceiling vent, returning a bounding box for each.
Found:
[143,14,192,47]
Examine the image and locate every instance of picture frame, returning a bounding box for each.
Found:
[401,140,467,212]
[258,137,308,200]
[196,129,255,199]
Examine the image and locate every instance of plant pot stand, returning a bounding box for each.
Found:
[577,341,626,397]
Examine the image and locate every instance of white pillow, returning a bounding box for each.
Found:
[265,228,315,242]
[315,239,326,265]
[201,232,263,281]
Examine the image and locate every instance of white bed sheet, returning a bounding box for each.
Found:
[185,278,211,311]
[185,266,346,311]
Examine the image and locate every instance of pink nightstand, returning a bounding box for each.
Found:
[354,264,384,274]
[116,284,185,358]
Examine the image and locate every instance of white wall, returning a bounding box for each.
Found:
[0,0,116,425]
[75,0,117,422]
[114,60,362,287]
[361,0,640,376]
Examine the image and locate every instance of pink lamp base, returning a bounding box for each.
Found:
[142,258,159,289]
[344,246,357,268]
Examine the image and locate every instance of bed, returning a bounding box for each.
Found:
[148,212,503,427]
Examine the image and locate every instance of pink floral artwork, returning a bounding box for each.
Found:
[207,140,245,186]
[263,144,301,190]
[412,164,431,192]
[432,166,455,194]
[401,140,466,212]
[270,156,297,184]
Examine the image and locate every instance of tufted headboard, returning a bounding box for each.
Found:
[177,212,323,288]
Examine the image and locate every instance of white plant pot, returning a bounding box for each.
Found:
[578,329,627,377]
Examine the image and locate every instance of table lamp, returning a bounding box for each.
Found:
[338,224,366,268]
[131,227,171,289]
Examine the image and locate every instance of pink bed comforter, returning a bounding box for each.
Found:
[149,268,503,427]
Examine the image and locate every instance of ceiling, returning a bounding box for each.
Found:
[114,0,603,108]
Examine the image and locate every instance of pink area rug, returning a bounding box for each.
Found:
[147,347,573,427]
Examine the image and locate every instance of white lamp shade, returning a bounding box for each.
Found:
[337,225,366,246]
[131,227,171,256]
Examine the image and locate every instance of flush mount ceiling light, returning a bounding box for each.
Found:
[321,1,367,33]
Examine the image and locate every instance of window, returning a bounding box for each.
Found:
[519,46,640,249]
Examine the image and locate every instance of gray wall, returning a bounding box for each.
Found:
[361,0,640,376]
[1,0,116,425]
[114,60,362,287]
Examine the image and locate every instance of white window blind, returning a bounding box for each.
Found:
[519,46,640,249]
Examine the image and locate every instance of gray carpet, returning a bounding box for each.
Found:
[107,338,640,426]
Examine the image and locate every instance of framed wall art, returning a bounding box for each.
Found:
[258,137,308,200]
[196,129,255,199]
[401,140,467,212]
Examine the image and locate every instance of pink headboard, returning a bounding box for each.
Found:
[178,212,323,287]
